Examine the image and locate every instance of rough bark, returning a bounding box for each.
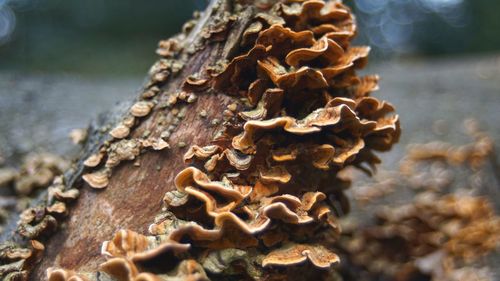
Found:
[23,0,252,279]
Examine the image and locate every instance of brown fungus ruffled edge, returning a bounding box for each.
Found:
[47,0,400,280]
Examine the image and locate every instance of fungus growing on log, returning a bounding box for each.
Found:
[130,101,155,118]
[139,1,399,277]
[2,0,403,280]
[110,124,131,140]
[340,123,500,281]
[341,193,500,281]
[76,0,398,279]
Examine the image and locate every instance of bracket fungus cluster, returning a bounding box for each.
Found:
[338,123,500,281]
[399,120,495,194]
[0,0,496,279]
[59,0,400,280]
[81,80,182,188]
[0,0,402,280]
[0,153,69,198]
[0,153,66,234]
[156,0,397,277]
[341,192,500,281]
[0,153,77,280]
[0,240,45,280]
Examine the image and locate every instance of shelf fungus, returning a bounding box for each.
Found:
[340,193,500,281]
[46,268,89,281]
[48,0,400,280]
[262,243,339,268]
[163,0,394,277]
[86,0,400,279]
[110,123,131,139]
[17,206,58,239]
[100,231,191,267]
[83,152,105,168]
[82,169,110,189]
[338,128,500,281]
[14,153,70,196]
[130,101,155,118]
[82,138,170,188]
[0,240,44,281]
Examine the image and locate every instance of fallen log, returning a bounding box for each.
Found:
[0,1,401,280]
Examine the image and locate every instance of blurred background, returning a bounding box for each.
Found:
[1,0,500,75]
[0,0,205,75]
[0,0,499,162]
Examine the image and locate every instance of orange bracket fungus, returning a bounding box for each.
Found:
[339,123,500,281]
[4,0,402,280]
[77,0,398,279]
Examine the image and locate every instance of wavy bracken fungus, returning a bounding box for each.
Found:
[49,0,399,280]
[0,152,81,281]
[341,125,500,281]
[108,0,396,279]
[0,240,45,280]
[341,192,500,281]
